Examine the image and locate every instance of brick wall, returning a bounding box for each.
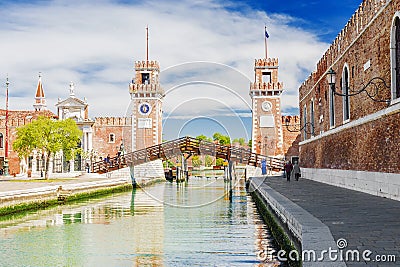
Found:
[0,109,57,174]
[92,117,131,159]
[282,116,300,160]
[298,0,400,174]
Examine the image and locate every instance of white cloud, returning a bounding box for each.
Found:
[0,0,328,129]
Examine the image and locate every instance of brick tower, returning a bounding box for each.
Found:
[129,28,164,151]
[250,58,284,157]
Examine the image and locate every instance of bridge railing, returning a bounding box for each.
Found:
[92,136,285,174]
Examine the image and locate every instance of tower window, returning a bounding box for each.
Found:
[0,133,3,148]
[262,72,272,83]
[109,133,115,143]
[141,73,150,84]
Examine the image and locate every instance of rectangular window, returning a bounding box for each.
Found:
[262,72,272,83]
[141,73,150,84]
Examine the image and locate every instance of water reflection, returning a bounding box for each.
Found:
[0,178,282,266]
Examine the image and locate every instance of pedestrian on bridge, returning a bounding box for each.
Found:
[284,161,293,182]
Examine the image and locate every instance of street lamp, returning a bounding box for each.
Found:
[326,67,390,104]
[284,117,314,134]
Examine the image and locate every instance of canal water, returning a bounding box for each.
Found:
[0,178,282,266]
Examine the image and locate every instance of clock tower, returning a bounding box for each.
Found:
[129,28,164,151]
[129,60,164,151]
[250,58,284,157]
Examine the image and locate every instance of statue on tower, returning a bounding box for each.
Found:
[69,82,75,97]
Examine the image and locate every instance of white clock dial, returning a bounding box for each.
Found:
[261,101,272,112]
[138,103,152,115]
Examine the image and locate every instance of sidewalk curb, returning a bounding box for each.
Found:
[249,177,346,267]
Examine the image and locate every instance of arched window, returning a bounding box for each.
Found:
[329,83,335,128]
[391,14,400,100]
[342,65,350,122]
[310,99,315,136]
[0,133,3,148]
[109,133,115,143]
[303,105,307,140]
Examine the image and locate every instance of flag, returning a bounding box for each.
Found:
[265,29,269,38]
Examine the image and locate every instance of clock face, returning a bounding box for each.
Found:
[139,103,151,115]
[261,101,272,112]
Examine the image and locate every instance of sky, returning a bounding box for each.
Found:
[0,0,363,141]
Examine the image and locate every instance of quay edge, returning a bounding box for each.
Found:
[248,177,346,267]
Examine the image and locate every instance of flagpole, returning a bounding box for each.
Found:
[264,25,268,59]
[146,25,149,67]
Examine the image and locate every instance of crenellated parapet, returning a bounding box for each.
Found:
[94,117,132,126]
[134,60,160,71]
[250,82,283,90]
[254,58,279,69]
[314,0,389,81]
[299,71,317,100]
[0,109,57,128]
[129,83,164,94]
[282,115,300,125]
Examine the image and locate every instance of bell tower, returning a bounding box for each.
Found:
[250,57,284,157]
[33,72,47,111]
[129,27,164,151]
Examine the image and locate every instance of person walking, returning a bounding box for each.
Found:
[293,161,301,181]
[284,161,293,182]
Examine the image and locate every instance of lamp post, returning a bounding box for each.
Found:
[326,67,390,103]
[3,77,9,176]
[326,68,336,86]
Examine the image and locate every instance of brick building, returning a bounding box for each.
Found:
[298,0,400,200]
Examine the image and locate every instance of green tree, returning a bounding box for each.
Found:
[248,139,252,148]
[196,134,212,142]
[212,132,231,145]
[215,158,225,166]
[238,138,245,146]
[13,116,82,179]
[204,155,213,167]
[192,155,202,167]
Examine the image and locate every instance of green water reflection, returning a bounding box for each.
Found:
[0,178,281,266]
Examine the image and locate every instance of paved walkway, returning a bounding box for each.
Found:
[257,175,400,266]
[0,174,109,193]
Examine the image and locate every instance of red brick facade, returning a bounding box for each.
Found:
[282,115,300,161]
[298,0,400,173]
[0,109,57,175]
[92,117,132,159]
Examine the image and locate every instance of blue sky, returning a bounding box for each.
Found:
[0,0,363,141]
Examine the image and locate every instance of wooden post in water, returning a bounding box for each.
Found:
[130,166,136,187]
